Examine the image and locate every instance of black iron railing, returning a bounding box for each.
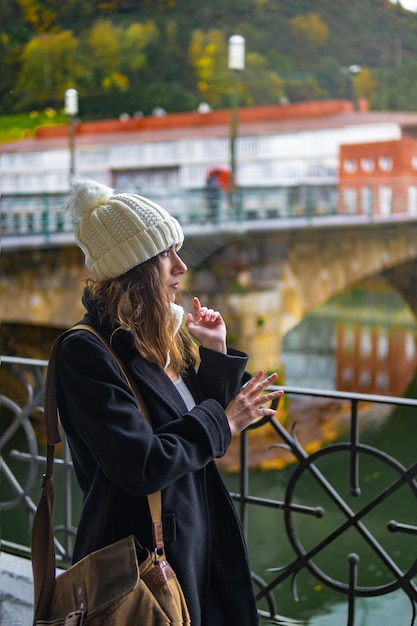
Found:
[235,386,417,624]
[1,356,417,624]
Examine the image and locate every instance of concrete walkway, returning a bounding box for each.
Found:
[0,551,64,626]
[1,551,34,625]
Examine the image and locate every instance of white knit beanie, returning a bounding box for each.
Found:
[65,178,184,280]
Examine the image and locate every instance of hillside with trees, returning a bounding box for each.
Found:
[1,0,417,120]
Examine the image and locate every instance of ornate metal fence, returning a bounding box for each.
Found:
[235,387,417,624]
[1,356,417,625]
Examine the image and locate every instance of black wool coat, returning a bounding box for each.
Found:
[56,308,259,626]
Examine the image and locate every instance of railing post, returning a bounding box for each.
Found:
[350,399,360,496]
[42,195,50,236]
[347,553,359,626]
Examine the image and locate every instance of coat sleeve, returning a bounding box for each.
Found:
[196,345,249,405]
[57,332,232,496]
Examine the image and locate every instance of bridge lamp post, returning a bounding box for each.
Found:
[228,35,245,217]
[65,88,78,178]
[340,65,362,110]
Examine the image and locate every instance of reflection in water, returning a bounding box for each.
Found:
[240,281,417,623]
[282,280,417,397]
[223,393,417,625]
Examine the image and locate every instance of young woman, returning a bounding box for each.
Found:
[57,178,283,626]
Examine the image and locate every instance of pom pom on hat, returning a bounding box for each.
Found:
[65,177,184,280]
[66,177,114,220]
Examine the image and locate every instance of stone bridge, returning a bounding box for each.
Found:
[2,216,417,371]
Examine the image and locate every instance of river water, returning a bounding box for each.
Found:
[2,278,417,625]
[223,395,417,625]
[224,277,417,625]
[281,277,417,395]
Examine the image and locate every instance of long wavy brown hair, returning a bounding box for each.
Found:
[87,255,198,375]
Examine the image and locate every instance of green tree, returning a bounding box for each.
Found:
[84,19,157,93]
[15,30,86,109]
[0,0,28,110]
[16,0,98,33]
[75,19,159,117]
[241,52,285,106]
[371,59,417,111]
[291,12,329,45]
[290,12,329,62]
[285,75,325,103]
[352,66,378,102]
[3,0,417,118]
[120,22,157,74]
[133,18,198,114]
[88,20,124,90]
[189,30,286,108]
[189,29,229,107]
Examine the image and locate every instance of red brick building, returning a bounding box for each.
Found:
[335,322,417,395]
[338,137,417,217]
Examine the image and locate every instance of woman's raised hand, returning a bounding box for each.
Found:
[186,297,227,353]
[225,371,284,435]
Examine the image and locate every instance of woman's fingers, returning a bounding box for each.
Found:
[193,299,222,324]
[241,370,265,390]
[242,371,277,396]
[258,389,284,413]
[242,372,283,417]
[193,297,201,318]
[225,381,284,435]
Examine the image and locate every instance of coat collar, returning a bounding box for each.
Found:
[79,289,195,419]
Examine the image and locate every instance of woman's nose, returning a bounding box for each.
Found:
[174,253,187,274]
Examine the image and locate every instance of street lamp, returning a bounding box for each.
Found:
[65,88,78,178]
[228,34,245,215]
[339,65,362,110]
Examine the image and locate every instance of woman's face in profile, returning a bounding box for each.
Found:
[158,246,187,302]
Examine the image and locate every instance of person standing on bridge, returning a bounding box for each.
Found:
[56,177,283,626]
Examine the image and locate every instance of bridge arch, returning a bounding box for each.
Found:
[2,220,417,371]
[183,220,417,371]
